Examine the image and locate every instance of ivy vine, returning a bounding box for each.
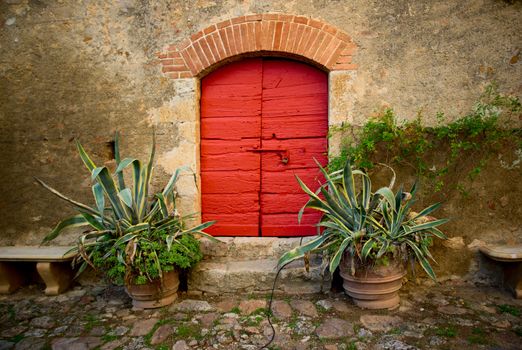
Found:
[328,84,522,196]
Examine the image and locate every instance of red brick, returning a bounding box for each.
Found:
[317,36,338,66]
[290,24,305,52]
[302,28,320,56]
[308,18,323,29]
[233,24,243,53]
[178,71,192,78]
[167,51,182,58]
[279,22,290,51]
[217,20,231,29]
[231,16,246,24]
[246,22,255,51]
[333,63,358,70]
[203,25,216,35]
[211,32,226,60]
[277,14,293,22]
[314,34,333,62]
[160,58,174,65]
[322,24,338,36]
[335,55,352,64]
[286,22,298,53]
[273,21,284,51]
[296,25,311,54]
[262,13,279,21]
[190,31,204,42]
[156,52,168,59]
[260,20,270,50]
[341,44,357,55]
[245,14,262,22]
[240,23,250,52]
[293,16,308,25]
[183,45,202,74]
[166,72,179,79]
[254,21,262,50]
[205,34,221,62]
[225,26,237,55]
[193,41,211,68]
[305,32,328,58]
[335,31,352,43]
[177,38,191,51]
[199,38,216,65]
[162,65,187,73]
[218,28,232,57]
[325,42,347,69]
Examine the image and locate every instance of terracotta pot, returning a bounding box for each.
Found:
[125,269,180,309]
[339,253,406,310]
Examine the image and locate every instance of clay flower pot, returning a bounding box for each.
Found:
[125,269,180,309]
[339,253,406,310]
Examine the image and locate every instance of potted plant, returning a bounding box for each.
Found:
[36,132,215,308]
[277,160,448,309]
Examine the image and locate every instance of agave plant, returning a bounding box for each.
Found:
[278,159,448,280]
[36,132,215,284]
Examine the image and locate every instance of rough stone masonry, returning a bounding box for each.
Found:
[0,1,521,291]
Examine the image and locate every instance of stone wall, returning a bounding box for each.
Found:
[1,0,521,288]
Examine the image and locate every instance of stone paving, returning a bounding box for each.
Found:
[0,280,521,350]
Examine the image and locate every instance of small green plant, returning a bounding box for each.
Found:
[345,342,358,350]
[467,328,488,345]
[176,324,202,339]
[230,306,241,314]
[9,334,24,343]
[435,325,457,338]
[36,132,216,285]
[101,334,118,343]
[498,304,521,316]
[387,327,402,335]
[83,314,102,331]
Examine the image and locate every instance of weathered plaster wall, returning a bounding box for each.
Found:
[0,0,521,283]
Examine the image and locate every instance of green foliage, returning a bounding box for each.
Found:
[328,85,522,194]
[435,325,457,337]
[277,160,448,280]
[468,328,488,345]
[230,306,241,314]
[497,304,521,316]
[37,131,216,285]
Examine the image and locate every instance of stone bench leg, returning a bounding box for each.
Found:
[0,262,26,294]
[504,262,522,299]
[36,262,73,295]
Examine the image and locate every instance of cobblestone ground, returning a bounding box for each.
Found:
[0,280,521,350]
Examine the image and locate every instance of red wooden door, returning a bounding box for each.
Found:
[201,58,327,236]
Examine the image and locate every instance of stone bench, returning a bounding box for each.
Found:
[0,246,76,295]
[479,244,522,299]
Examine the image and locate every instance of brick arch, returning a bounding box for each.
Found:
[157,14,357,79]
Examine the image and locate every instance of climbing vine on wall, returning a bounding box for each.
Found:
[328,84,522,196]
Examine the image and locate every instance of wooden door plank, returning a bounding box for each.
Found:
[261,115,328,139]
[201,58,263,236]
[203,212,260,236]
[260,59,328,237]
[202,193,259,214]
[201,117,261,140]
[201,171,259,194]
[261,212,323,237]
[260,138,327,171]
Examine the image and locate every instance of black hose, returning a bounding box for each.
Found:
[258,261,288,350]
[259,237,304,349]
